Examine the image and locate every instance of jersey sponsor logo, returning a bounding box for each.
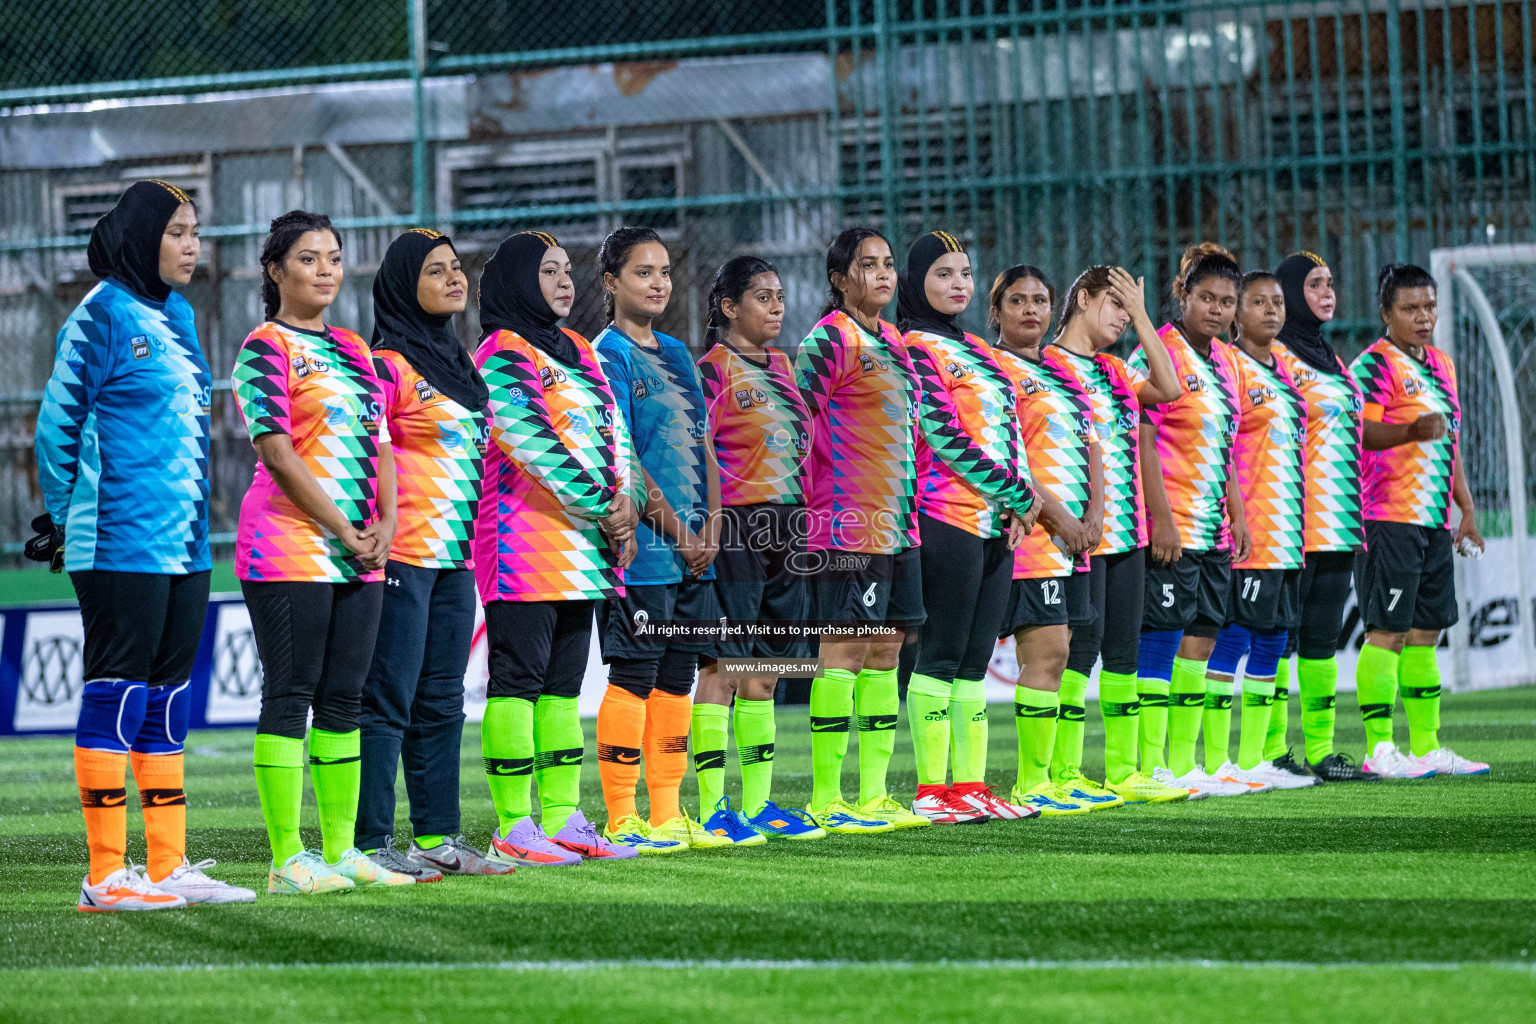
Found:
[1021,376,1041,396]
[540,365,569,389]
[763,428,795,455]
[437,423,466,451]
[1185,373,1204,393]
[473,420,492,455]
[879,394,906,424]
[1403,375,1423,397]
[505,386,530,408]
[633,377,650,399]
[415,380,438,403]
[1247,385,1274,406]
[944,360,969,380]
[131,336,152,360]
[321,395,363,430]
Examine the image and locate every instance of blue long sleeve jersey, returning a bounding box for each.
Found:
[35,278,212,574]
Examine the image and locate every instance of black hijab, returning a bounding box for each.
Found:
[479,231,579,365]
[1275,250,1339,373]
[371,229,488,412]
[87,179,191,304]
[896,230,968,341]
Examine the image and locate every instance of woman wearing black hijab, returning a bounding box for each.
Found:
[34,180,255,910]
[1272,252,1373,782]
[471,230,644,864]
[899,231,1038,825]
[356,229,510,879]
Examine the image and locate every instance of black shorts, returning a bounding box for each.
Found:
[599,579,724,661]
[1144,547,1231,636]
[1000,571,1090,634]
[712,503,812,659]
[809,545,925,630]
[242,579,383,738]
[1230,566,1303,631]
[1355,520,1458,633]
[70,570,210,685]
[486,599,594,701]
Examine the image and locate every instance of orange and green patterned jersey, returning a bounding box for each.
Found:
[1351,339,1461,529]
[793,311,919,554]
[1131,324,1240,552]
[1044,346,1148,556]
[905,329,1033,540]
[696,342,809,508]
[1228,348,1307,570]
[472,327,632,603]
[995,346,1095,579]
[1275,345,1365,552]
[373,349,488,570]
[232,321,385,583]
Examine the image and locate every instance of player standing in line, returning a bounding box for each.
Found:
[900,233,1038,824]
[35,180,254,910]
[988,264,1097,816]
[1200,271,1316,791]
[1271,252,1378,781]
[356,230,510,880]
[233,211,414,893]
[1351,265,1489,777]
[792,227,921,835]
[1006,264,1189,806]
[474,230,649,864]
[692,256,826,842]
[594,227,732,850]
[1133,243,1261,798]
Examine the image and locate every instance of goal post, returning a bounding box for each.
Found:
[1431,244,1536,693]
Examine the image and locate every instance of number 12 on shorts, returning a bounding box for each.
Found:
[1040,579,1062,605]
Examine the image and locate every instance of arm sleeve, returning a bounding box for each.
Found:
[1351,349,1396,423]
[907,339,1031,509]
[35,306,118,521]
[231,331,293,440]
[481,346,616,519]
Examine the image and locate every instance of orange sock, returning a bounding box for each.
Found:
[644,690,692,825]
[130,751,186,882]
[75,748,129,885]
[596,685,647,825]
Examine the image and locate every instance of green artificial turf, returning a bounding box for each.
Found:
[1,687,1532,1022]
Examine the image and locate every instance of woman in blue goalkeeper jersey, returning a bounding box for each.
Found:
[33,181,255,911]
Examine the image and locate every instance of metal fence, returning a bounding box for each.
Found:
[2,0,1534,557]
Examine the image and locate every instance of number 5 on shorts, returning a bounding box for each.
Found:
[1161,583,1175,608]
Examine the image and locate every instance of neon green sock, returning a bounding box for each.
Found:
[1264,658,1292,760]
[308,728,360,863]
[1167,657,1208,777]
[906,673,953,787]
[1356,644,1400,754]
[1014,685,1059,791]
[1050,670,1089,781]
[1237,675,1276,770]
[733,698,776,817]
[533,695,583,833]
[1098,671,1141,784]
[482,696,535,829]
[1399,645,1443,757]
[413,834,446,850]
[1137,679,1171,771]
[690,701,730,816]
[809,668,856,808]
[949,677,988,785]
[855,666,900,802]
[1298,656,1339,763]
[1202,673,1236,770]
[253,733,304,866]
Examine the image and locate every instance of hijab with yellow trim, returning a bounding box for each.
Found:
[87,179,192,304]
[479,230,579,365]
[1275,249,1339,374]
[371,228,488,412]
[897,229,969,342]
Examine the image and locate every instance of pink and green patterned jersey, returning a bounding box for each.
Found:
[996,346,1095,579]
[697,342,809,507]
[905,329,1033,540]
[1351,339,1461,529]
[473,327,633,603]
[1043,346,1148,555]
[793,311,919,554]
[1131,325,1240,552]
[1228,348,1307,570]
[373,349,489,570]
[232,321,385,583]
[1275,345,1365,552]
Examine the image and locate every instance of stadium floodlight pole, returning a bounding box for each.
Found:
[1432,244,1536,691]
[409,0,429,223]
